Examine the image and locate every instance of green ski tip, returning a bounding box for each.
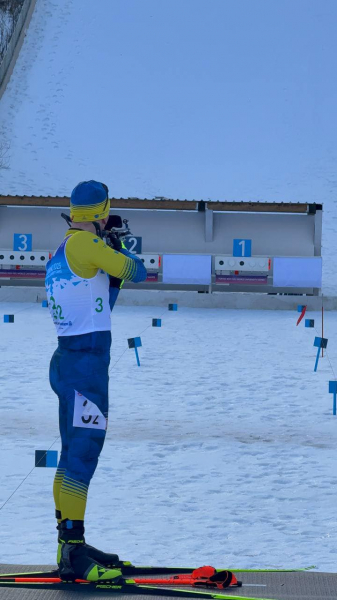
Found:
[131,583,276,600]
[222,565,317,573]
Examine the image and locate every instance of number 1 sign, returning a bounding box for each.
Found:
[233,239,252,257]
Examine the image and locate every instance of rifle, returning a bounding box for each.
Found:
[61,213,132,247]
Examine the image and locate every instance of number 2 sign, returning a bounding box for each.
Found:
[123,236,142,254]
[13,233,32,252]
[233,239,252,257]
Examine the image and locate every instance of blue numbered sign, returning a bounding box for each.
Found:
[123,236,142,254]
[13,233,32,251]
[233,239,251,257]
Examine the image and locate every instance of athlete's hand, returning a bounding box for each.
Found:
[109,275,123,289]
[106,233,122,252]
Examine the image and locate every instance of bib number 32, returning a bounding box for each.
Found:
[50,296,64,320]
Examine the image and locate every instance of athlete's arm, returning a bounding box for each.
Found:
[108,273,123,311]
[66,230,147,282]
[108,241,127,311]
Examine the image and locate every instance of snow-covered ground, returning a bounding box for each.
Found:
[0,0,337,292]
[1,1,337,572]
[0,303,337,570]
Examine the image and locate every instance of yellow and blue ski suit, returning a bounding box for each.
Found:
[46,229,147,523]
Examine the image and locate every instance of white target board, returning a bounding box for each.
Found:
[163,255,212,285]
[273,257,322,288]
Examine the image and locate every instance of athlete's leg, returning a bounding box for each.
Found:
[53,395,69,523]
[49,348,68,523]
[57,351,110,522]
[58,387,108,521]
[50,346,109,521]
[50,343,119,576]
[56,382,117,580]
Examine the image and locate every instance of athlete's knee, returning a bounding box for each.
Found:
[58,448,68,470]
[68,430,106,484]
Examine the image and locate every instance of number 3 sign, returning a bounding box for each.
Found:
[13,233,32,252]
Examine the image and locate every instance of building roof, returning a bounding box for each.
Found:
[0,195,322,213]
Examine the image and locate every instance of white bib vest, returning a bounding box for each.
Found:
[45,236,110,337]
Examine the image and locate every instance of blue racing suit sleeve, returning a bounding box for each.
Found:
[119,249,147,283]
[108,250,146,310]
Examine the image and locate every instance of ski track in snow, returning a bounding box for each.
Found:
[0,303,337,570]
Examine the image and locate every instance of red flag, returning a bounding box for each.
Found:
[296,305,307,326]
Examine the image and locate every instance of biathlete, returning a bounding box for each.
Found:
[45,180,147,582]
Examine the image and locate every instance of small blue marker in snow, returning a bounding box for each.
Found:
[168,303,178,311]
[152,319,161,327]
[4,315,14,323]
[128,337,142,366]
[42,300,48,308]
[35,450,58,468]
[305,319,315,328]
[313,337,328,372]
[329,381,337,416]
[297,305,305,312]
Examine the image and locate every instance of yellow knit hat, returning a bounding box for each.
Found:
[70,180,110,222]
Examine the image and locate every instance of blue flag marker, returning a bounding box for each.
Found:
[4,315,14,323]
[305,319,315,328]
[35,450,58,468]
[168,303,178,311]
[314,337,328,372]
[329,381,337,416]
[152,318,162,327]
[297,305,306,312]
[42,300,48,308]
[128,337,142,366]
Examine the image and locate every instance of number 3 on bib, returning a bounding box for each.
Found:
[95,297,103,313]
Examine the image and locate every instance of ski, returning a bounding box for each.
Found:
[0,578,275,600]
[0,567,241,590]
[0,562,316,580]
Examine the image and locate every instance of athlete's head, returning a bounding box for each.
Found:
[70,180,110,227]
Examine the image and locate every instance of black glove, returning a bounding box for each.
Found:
[106,232,122,252]
[109,275,123,289]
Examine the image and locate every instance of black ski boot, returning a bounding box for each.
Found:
[58,519,122,582]
[56,511,119,568]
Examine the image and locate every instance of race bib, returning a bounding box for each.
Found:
[73,390,107,430]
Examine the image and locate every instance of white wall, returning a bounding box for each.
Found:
[0,205,318,258]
